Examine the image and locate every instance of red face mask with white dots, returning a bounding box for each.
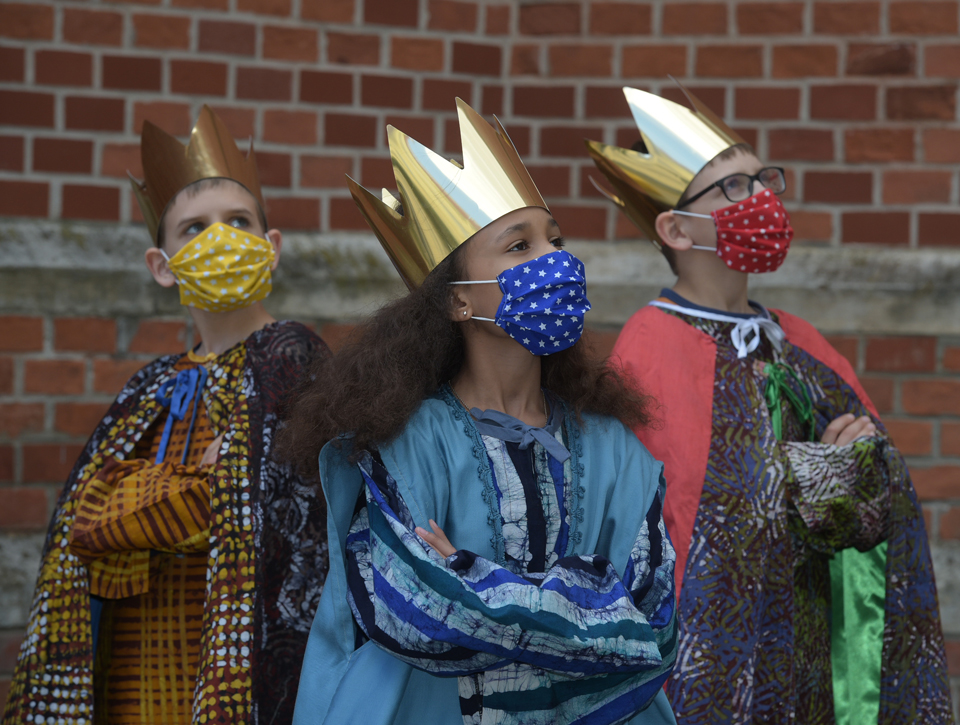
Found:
[675,188,794,273]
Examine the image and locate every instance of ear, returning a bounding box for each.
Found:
[266,229,282,271]
[448,285,473,323]
[145,247,177,287]
[654,210,694,253]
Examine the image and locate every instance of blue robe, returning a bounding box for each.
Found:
[293,389,678,725]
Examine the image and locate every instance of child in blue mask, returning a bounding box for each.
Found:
[280,99,678,725]
[4,107,331,725]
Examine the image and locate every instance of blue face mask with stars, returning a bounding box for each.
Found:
[452,249,591,355]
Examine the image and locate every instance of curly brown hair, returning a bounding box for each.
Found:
[278,245,653,474]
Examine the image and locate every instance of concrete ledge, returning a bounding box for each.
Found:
[2,220,959,334]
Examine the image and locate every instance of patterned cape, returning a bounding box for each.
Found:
[3,321,330,725]
[611,304,952,725]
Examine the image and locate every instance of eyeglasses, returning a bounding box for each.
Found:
[676,167,787,209]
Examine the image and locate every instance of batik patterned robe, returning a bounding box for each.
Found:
[611,298,952,725]
[3,321,329,725]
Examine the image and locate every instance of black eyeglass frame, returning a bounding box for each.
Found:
[675,166,787,209]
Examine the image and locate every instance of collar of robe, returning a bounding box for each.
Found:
[469,404,570,463]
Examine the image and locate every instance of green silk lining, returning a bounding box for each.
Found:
[764,363,887,723]
[829,544,887,725]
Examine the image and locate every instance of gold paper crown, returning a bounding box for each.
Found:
[129,105,264,244]
[585,81,744,248]
[347,98,547,289]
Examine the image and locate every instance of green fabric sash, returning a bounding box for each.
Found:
[764,362,887,725]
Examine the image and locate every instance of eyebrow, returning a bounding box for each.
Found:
[495,216,560,242]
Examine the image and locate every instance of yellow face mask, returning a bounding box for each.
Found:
[161,222,276,312]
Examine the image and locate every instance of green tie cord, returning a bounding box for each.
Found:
[763,361,816,443]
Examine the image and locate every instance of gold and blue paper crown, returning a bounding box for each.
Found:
[347,99,547,289]
[586,81,745,247]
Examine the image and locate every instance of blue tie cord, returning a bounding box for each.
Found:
[469,406,571,463]
[154,366,210,465]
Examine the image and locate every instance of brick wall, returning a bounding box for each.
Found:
[1,0,959,715]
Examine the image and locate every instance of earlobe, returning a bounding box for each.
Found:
[449,289,472,323]
[144,247,177,288]
[267,229,282,270]
[654,211,693,253]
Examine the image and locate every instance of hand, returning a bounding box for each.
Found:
[200,434,224,468]
[821,414,877,446]
[415,519,456,558]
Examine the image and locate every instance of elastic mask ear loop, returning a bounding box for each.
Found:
[448,279,498,322]
[159,248,180,285]
[672,209,717,253]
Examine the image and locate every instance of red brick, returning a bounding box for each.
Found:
[513,85,575,117]
[541,125,604,157]
[0,403,44,437]
[300,71,353,105]
[384,114,435,145]
[429,0,478,31]
[0,356,12,394]
[847,43,916,76]
[23,360,87,395]
[737,2,804,34]
[889,1,959,34]
[887,86,956,121]
[359,156,394,189]
[865,336,937,372]
[486,4,511,33]
[912,465,960,500]
[173,0,228,8]
[789,209,833,242]
[0,180,48,218]
[620,46,686,78]
[549,45,612,77]
[884,419,933,456]
[364,0,418,26]
[198,20,256,56]
[302,0,354,21]
[208,104,252,136]
[769,129,834,161]
[482,85,504,115]
[54,317,117,353]
[361,74,413,109]
[0,317,43,352]
[924,128,960,162]
[0,488,49,530]
[263,110,317,145]
[65,96,125,132]
[0,46,25,82]
[423,79,472,110]
[663,2,727,34]
[62,9,123,45]
[883,170,951,205]
[526,164,571,197]
[824,335,858,368]
[0,631,21,672]
[696,46,764,78]
[35,50,93,87]
[0,135,24,172]
[254,151,290,188]
[944,347,960,372]
[520,3,581,34]
[589,2,651,34]
[810,85,877,120]
[301,156,353,188]
[170,59,228,96]
[772,45,838,79]
[237,67,292,101]
[128,320,187,354]
[327,32,380,65]
[804,171,872,204]
[511,45,541,75]
[134,102,191,135]
[926,45,960,78]
[813,2,880,34]
[842,212,910,245]
[902,379,960,415]
[918,213,960,247]
[0,446,10,481]
[942,507,960,539]
[329,197,368,230]
[453,42,502,76]
[941,421,960,456]
[264,197,319,230]
[584,86,628,118]
[55,402,110,437]
[133,13,191,49]
[861,376,893,413]
[661,86,727,116]
[0,3,54,39]
[32,139,93,174]
[392,37,444,71]
[22,443,85,482]
[93,359,145,394]
[550,204,607,240]
[0,90,54,128]
[263,26,318,62]
[237,0,291,16]
[735,87,799,120]
[846,128,914,162]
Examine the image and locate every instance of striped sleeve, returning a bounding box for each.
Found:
[345,453,678,685]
